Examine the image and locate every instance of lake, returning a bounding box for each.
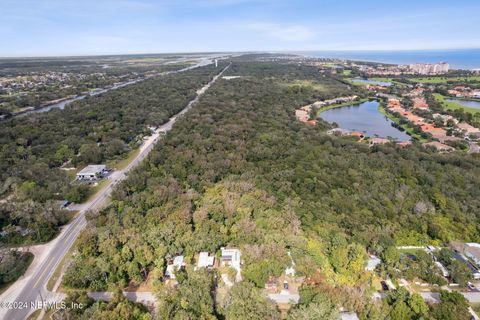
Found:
[352,79,392,86]
[319,100,411,141]
[447,98,480,110]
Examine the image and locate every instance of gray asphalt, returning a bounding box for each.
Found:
[1,62,230,320]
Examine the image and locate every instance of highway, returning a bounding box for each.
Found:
[0,62,230,320]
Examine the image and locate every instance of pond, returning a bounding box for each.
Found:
[351,78,392,86]
[447,98,480,110]
[319,100,411,141]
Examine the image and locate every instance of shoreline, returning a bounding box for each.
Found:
[315,98,371,116]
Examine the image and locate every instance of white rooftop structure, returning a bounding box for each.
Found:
[435,261,449,277]
[465,243,480,268]
[76,164,107,180]
[197,252,215,269]
[165,255,184,279]
[221,247,241,281]
[340,312,360,320]
[285,251,296,277]
[366,255,382,271]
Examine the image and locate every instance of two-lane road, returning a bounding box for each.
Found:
[0,63,230,320]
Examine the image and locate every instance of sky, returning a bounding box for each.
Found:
[1,0,480,57]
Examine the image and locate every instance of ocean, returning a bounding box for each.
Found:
[302,48,480,70]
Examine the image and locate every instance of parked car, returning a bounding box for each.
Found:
[381,281,389,291]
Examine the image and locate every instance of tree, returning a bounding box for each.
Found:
[389,301,413,320]
[77,143,103,165]
[288,302,339,320]
[449,260,472,286]
[221,281,280,320]
[55,144,74,164]
[407,293,429,317]
[431,291,471,320]
[156,268,216,319]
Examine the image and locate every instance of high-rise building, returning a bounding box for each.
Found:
[409,62,449,74]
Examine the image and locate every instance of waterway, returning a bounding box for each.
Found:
[446,98,480,110]
[9,58,215,120]
[319,100,411,141]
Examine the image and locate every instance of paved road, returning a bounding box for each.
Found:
[87,291,156,306]
[421,290,480,303]
[0,63,230,320]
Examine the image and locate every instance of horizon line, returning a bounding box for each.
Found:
[1,47,480,59]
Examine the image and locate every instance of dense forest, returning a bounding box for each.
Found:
[0,62,224,245]
[60,59,480,319]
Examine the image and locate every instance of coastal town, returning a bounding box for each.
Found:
[295,58,480,154]
[1,51,479,320]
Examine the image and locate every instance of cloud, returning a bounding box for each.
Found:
[244,22,315,41]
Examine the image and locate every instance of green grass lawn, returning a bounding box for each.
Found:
[285,79,326,92]
[342,69,352,75]
[369,77,394,82]
[433,93,480,114]
[409,76,480,84]
[107,147,141,170]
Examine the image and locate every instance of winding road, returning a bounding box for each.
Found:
[0,62,230,320]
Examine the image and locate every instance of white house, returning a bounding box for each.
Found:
[197,252,215,269]
[221,247,241,281]
[366,255,382,271]
[465,243,480,268]
[165,255,184,279]
[285,251,296,277]
[76,165,107,181]
[340,312,360,320]
[435,261,449,277]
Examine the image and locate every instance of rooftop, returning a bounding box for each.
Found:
[77,164,106,176]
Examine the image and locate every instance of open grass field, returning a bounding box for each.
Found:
[342,69,352,75]
[107,147,141,170]
[433,93,480,114]
[369,77,394,82]
[284,79,326,92]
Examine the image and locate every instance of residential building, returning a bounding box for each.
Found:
[423,141,454,152]
[432,114,458,125]
[220,247,241,274]
[340,312,360,320]
[76,165,108,181]
[435,261,449,277]
[366,255,381,271]
[165,255,184,280]
[413,97,429,110]
[464,243,480,268]
[457,122,480,134]
[420,124,446,136]
[409,62,449,75]
[197,252,215,269]
[369,138,390,146]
